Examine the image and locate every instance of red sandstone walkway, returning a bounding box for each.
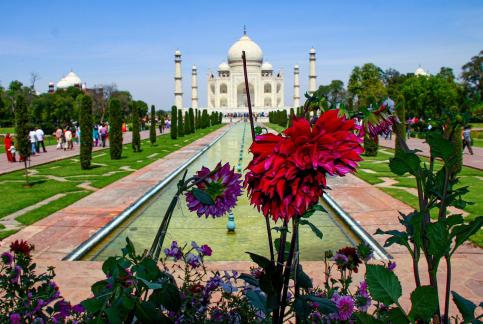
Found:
[379,136,483,170]
[0,129,169,175]
[0,126,480,315]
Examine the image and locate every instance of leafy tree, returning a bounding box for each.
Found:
[189,108,195,133]
[14,95,30,185]
[315,80,346,108]
[109,99,123,159]
[150,105,156,145]
[383,68,409,99]
[348,63,387,110]
[78,94,93,169]
[171,106,178,139]
[461,50,482,101]
[437,67,455,83]
[131,101,141,152]
[178,109,184,137]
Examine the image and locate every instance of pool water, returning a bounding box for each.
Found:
[86,122,357,261]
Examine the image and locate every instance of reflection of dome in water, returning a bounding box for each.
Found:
[227,34,263,65]
[57,71,82,88]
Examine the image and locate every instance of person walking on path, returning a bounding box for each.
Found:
[4,133,16,162]
[462,125,474,155]
[100,124,108,147]
[75,126,80,144]
[55,127,63,150]
[29,128,38,155]
[159,117,165,134]
[93,126,99,147]
[64,127,73,150]
[35,127,47,153]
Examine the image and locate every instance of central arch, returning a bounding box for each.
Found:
[237,83,255,108]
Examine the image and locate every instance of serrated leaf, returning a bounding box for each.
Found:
[426,221,451,260]
[389,151,421,176]
[451,216,483,255]
[409,286,438,321]
[375,228,409,248]
[386,308,409,324]
[452,291,476,322]
[191,188,215,205]
[299,219,323,240]
[365,264,402,305]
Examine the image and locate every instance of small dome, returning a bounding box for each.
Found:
[228,34,263,65]
[294,64,299,69]
[262,61,273,71]
[309,47,316,54]
[218,62,230,71]
[415,66,429,76]
[192,65,197,70]
[175,50,181,56]
[57,71,81,89]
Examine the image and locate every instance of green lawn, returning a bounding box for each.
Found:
[356,148,483,246]
[0,127,15,134]
[0,125,223,239]
[472,138,483,148]
[266,123,286,134]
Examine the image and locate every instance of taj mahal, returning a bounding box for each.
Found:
[173,31,318,114]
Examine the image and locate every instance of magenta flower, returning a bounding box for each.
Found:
[1,251,13,265]
[9,313,21,324]
[335,295,354,321]
[186,162,242,218]
[366,103,398,138]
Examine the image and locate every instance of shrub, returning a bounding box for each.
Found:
[14,95,30,185]
[78,94,93,169]
[189,108,195,133]
[150,105,156,144]
[184,111,190,135]
[109,99,123,159]
[219,112,223,124]
[178,109,184,137]
[363,135,378,156]
[131,101,141,152]
[201,109,209,129]
[171,106,178,139]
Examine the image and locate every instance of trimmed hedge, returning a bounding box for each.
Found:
[131,101,141,152]
[109,99,123,159]
[78,94,93,169]
[171,106,178,139]
[150,105,156,144]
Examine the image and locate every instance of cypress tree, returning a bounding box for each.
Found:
[131,102,141,152]
[78,94,93,169]
[184,111,190,135]
[150,105,156,145]
[189,108,195,133]
[109,99,123,159]
[219,112,223,124]
[15,95,30,185]
[171,106,178,139]
[197,110,201,129]
[178,109,184,137]
[289,108,295,126]
[201,109,209,128]
[364,135,378,156]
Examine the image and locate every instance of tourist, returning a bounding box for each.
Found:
[65,127,73,150]
[93,126,99,147]
[75,126,80,144]
[122,122,127,133]
[462,125,474,155]
[100,124,108,147]
[29,128,38,155]
[4,133,16,162]
[35,127,47,153]
[55,127,63,150]
[159,117,165,134]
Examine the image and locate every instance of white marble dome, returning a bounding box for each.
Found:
[261,61,273,71]
[56,71,82,89]
[227,34,263,65]
[415,66,429,76]
[218,62,230,71]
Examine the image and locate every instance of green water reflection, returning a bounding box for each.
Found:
[89,123,354,261]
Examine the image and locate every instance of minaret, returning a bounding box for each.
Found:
[191,65,198,109]
[174,50,183,109]
[308,47,317,95]
[293,65,300,107]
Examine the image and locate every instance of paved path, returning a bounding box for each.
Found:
[379,136,483,170]
[0,129,169,175]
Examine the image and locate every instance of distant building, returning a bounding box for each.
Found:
[48,71,101,96]
[415,66,430,77]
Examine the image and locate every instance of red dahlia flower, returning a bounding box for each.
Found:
[245,110,363,222]
[10,240,34,256]
[365,103,398,138]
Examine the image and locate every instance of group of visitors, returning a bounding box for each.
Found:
[55,126,78,151]
[93,124,109,147]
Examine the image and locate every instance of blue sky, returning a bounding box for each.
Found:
[1,0,482,109]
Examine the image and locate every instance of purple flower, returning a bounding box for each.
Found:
[200,244,212,257]
[1,251,13,265]
[335,295,354,321]
[186,253,201,268]
[72,304,85,314]
[9,313,21,324]
[164,241,183,260]
[387,261,396,271]
[333,252,349,266]
[10,265,22,284]
[54,299,72,319]
[310,311,322,321]
[186,162,242,218]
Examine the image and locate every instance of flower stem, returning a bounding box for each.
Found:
[279,218,299,322]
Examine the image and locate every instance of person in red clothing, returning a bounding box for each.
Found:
[4,133,16,162]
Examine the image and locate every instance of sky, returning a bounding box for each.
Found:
[0,0,482,109]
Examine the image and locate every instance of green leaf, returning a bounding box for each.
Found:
[386,308,409,324]
[427,132,457,167]
[408,286,438,321]
[245,290,268,312]
[105,306,124,324]
[81,297,104,313]
[426,221,451,260]
[149,282,181,312]
[365,264,402,305]
[296,265,313,289]
[375,229,409,248]
[191,188,215,205]
[451,216,483,255]
[354,312,385,324]
[137,277,164,290]
[306,295,337,314]
[452,291,476,322]
[302,204,327,218]
[389,151,421,176]
[238,273,259,287]
[246,252,272,269]
[299,219,323,240]
[134,301,168,323]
